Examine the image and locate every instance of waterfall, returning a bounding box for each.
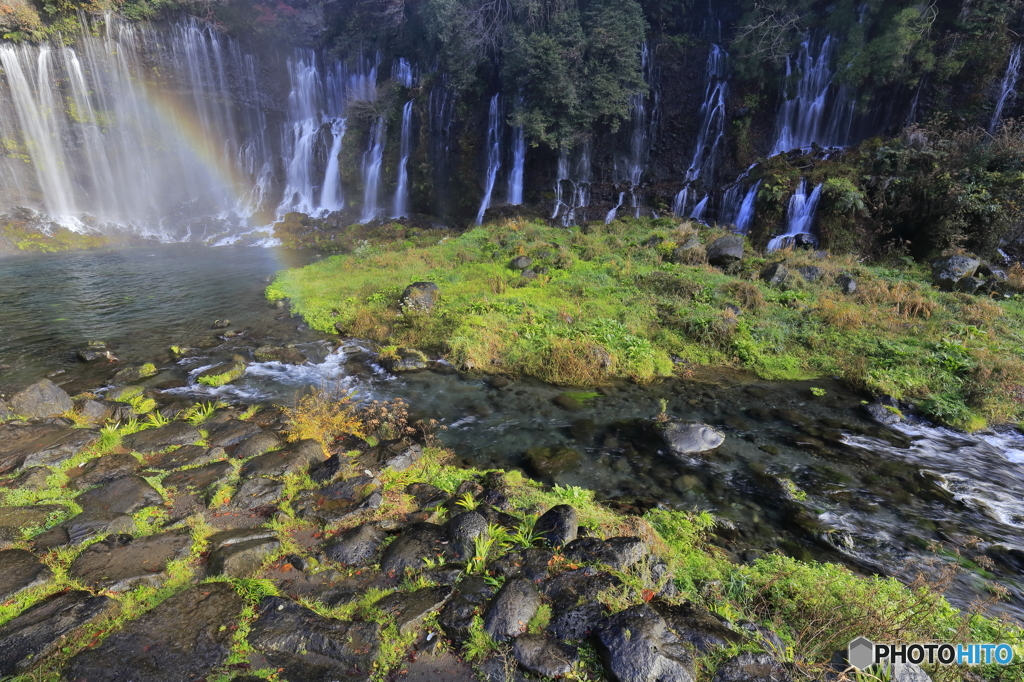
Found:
[360,117,387,223]
[686,45,728,184]
[393,58,414,88]
[771,36,853,155]
[552,149,570,220]
[733,181,760,234]
[690,196,709,221]
[551,142,592,226]
[392,101,414,218]
[320,118,347,212]
[429,78,456,216]
[475,94,502,225]
[278,51,325,216]
[605,192,626,224]
[767,180,822,251]
[617,42,658,217]
[507,125,525,205]
[991,45,1022,132]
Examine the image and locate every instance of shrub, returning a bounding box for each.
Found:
[283,387,365,448]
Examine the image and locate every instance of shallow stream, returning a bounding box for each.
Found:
[2,245,1024,619]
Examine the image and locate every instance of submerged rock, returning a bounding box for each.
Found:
[253,345,307,364]
[525,446,583,477]
[656,420,725,456]
[111,363,158,385]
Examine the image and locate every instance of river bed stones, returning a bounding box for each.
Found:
[206,528,281,577]
[63,582,244,682]
[595,604,696,682]
[234,431,284,459]
[294,473,381,523]
[656,420,725,456]
[534,504,577,548]
[67,453,140,489]
[706,235,744,267]
[248,595,380,679]
[0,504,65,531]
[322,523,387,566]
[229,476,284,511]
[207,419,264,447]
[445,510,488,561]
[0,549,51,599]
[439,576,495,642]
[0,591,117,677]
[197,357,247,387]
[376,585,453,634]
[69,531,192,591]
[253,345,307,364]
[484,577,541,641]
[75,475,164,516]
[122,421,202,453]
[9,379,73,419]
[240,438,323,477]
[513,633,580,678]
[162,461,233,499]
[0,424,98,473]
[712,652,791,682]
[381,522,448,575]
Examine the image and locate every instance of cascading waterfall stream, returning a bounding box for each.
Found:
[552,142,592,226]
[392,101,414,218]
[278,51,325,216]
[767,180,823,251]
[508,125,526,205]
[733,181,760,234]
[360,117,387,223]
[991,45,1022,132]
[319,118,347,212]
[475,94,502,225]
[772,36,853,155]
[674,45,727,219]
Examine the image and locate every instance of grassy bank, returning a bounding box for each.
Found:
[268,217,1024,431]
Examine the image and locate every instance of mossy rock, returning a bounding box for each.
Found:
[111,363,158,385]
[108,386,144,402]
[197,359,247,387]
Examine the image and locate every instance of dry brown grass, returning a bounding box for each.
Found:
[854,279,937,319]
[815,294,867,330]
[542,338,613,385]
[723,281,766,310]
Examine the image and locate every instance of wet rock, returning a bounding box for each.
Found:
[955,276,988,294]
[67,453,140,490]
[146,445,223,471]
[381,522,447,575]
[376,585,453,634]
[492,547,555,582]
[383,347,430,372]
[511,256,533,270]
[535,504,578,548]
[736,621,788,657]
[248,596,379,679]
[563,536,648,570]
[479,653,530,682]
[207,419,263,447]
[197,358,247,387]
[107,385,144,402]
[208,526,279,549]
[322,523,387,566]
[864,398,902,425]
[50,511,136,547]
[294,474,381,524]
[212,319,231,329]
[439,576,495,642]
[63,582,244,682]
[69,531,192,591]
[512,633,579,678]
[122,422,202,454]
[712,653,790,681]
[0,424,97,473]
[931,255,980,290]
[308,452,343,484]
[77,341,111,363]
[0,504,65,531]
[526,446,583,477]
[0,399,14,422]
[163,461,233,498]
[484,577,542,642]
[0,549,51,600]
[548,602,607,641]
[76,399,113,423]
[408,482,449,509]
[75,475,163,516]
[382,442,423,471]
[542,567,620,611]
[207,536,281,577]
[760,263,789,285]
[651,600,744,653]
[656,420,725,456]
[10,379,74,419]
[445,510,489,561]
[229,477,284,510]
[401,281,440,312]
[234,431,284,460]
[0,467,51,494]
[254,345,307,364]
[798,265,823,283]
[0,591,116,677]
[836,274,857,294]
[706,235,745,267]
[240,438,323,477]
[111,363,159,384]
[595,604,696,682]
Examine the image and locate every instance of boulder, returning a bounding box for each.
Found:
[595,604,696,682]
[401,281,440,312]
[493,547,556,582]
[651,600,744,653]
[48,511,137,547]
[69,531,192,591]
[322,524,387,566]
[293,474,381,524]
[931,255,980,290]
[0,424,97,474]
[207,536,281,577]
[439,576,495,642]
[77,341,110,362]
[563,536,648,570]
[835,274,857,294]
[712,653,791,682]
[248,596,379,679]
[864,398,902,425]
[548,602,607,641]
[760,263,789,286]
[0,591,116,677]
[9,379,73,419]
[0,399,14,422]
[75,476,164,516]
[163,461,233,498]
[656,421,725,456]
[534,504,578,548]
[197,358,247,387]
[111,363,158,384]
[408,481,449,509]
[67,453,140,490]
[0,504,66,531]
[234,431,284,460]
[122,422,202,454]
[706,235,744,267]
[228,477,284,510]
[0,467,51,492]
[240,439,323,478]
[253,345,307,364]
[381,442,423,471]
[484,577,542,641]
[206,420,263,448]
[510,256,533,270]
[542,567,620,611]
[382,347,429,372]
[146,445,224,471]
[445,511,489,562]
[63,583,244,682]
[797,265,823,283]
[0,549,51,600]
[380,522,447,575]
[513,634,579,678]
[375,585,453,634]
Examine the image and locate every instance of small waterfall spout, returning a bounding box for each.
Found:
[616,42,658,217]
[686,45,728,184]
[475,94,502,225]
[319,118,347,211]
[392,101,413,218]
[991,45,1022,133]
[771,36,852,155]
[360,117,387,223]
[690,196,709,221]
[605,192,626,224]
[767,179,822,251]
[552,142,592,226]
[507,124,525,205]
[733,181,760,234]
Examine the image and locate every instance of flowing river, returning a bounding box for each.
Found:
[2,244,1024,618]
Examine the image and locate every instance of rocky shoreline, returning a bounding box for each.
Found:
[0,370,960,682]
